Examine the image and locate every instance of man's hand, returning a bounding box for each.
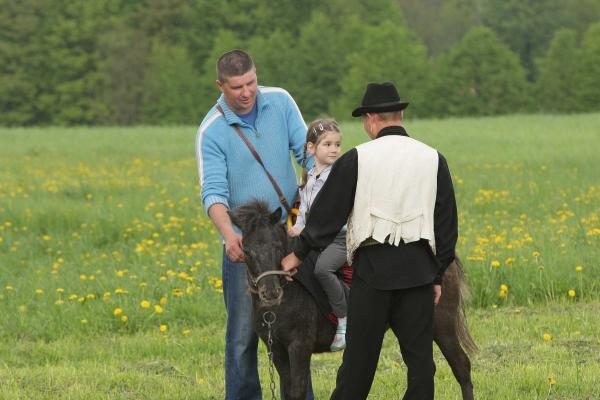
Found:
[281,252,302,281]
[224,233,244,262]
[433,284,442,305]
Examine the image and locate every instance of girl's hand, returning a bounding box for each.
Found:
[287,226,302,237]
[281,252,302,281]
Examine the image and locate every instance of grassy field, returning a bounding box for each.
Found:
[0,113,599,398]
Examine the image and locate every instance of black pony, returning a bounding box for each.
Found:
[229,200,477,400]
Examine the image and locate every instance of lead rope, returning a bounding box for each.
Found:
[263,311,278,399]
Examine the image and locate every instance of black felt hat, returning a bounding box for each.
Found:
[351,82,409,117]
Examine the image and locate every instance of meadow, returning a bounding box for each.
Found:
[0,113,599,399]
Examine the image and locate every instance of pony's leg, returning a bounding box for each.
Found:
[271,346,293,399]
[434,304,474,400]
[287,342,312,400]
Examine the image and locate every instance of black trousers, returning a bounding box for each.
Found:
[330,273,436,400]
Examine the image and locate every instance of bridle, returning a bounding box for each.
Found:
[247,270,291,294]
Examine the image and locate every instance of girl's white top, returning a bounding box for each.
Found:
[294,166,347,232]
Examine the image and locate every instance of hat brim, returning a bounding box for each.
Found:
[352,101,409,117]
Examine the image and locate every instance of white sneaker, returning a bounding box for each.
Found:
[330,317,347,352]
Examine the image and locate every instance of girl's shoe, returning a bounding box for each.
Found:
[330,332,346,352]
[330,317,347,351]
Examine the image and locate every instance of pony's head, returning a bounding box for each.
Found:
[228,200,288,306]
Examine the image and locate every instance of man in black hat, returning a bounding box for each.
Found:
[281,82,458,399]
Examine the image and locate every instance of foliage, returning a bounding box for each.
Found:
[1,0,600,125]
[428,27,530,117]
[535,29,583,113]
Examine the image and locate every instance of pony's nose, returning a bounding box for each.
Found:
[259,286,283,301]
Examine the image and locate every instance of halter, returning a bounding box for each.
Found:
[247,270,291,294]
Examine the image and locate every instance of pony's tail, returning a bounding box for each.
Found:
[454,257,479,355]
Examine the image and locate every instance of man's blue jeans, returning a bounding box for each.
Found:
[221,250,314,399]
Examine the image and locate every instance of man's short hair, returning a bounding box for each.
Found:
[216,50,255,82]
[377,110,403,122]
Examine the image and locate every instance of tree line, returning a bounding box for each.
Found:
[1,0,599,126]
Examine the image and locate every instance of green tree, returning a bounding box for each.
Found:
[577,22,600,111]
[479,0,591,81]
[399,0,481,55]
[535,29,582,113]
[141,41,202,125]
[429,27,530,116]
[331,20,431,119]
[96,24,150,125]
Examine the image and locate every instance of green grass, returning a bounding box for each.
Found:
[0,113,599,397]
[0,303,598,399]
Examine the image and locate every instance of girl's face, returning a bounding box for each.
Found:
[308,131,342,167]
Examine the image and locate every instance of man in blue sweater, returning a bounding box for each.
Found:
[195,49,311,399]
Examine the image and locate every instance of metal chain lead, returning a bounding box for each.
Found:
[263,311,278,400]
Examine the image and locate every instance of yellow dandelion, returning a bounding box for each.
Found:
[491,260,500,268]
[159,324,168,333]
[35,289,44,294]
[154,305,164,314]
[498,290,507,299]
[575,265,583,272]
[505,257,514,265]
[500,284,509,292]
[140,300,151,308]
[568,289,576,298]
[56,288,64,293]
[159,296,168,305]
[121,315,128,322]
[43,235,51,241]
[543,333,552,342]
[532,251,540,257]
[182,329,191,336]
[548,376,556,385]
[55,299,65,305]
[80,319,88,324]
[5,285,14,291]
[80,274,87,281]
[113,308,123,316]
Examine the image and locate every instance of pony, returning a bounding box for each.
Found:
[228,200,476,400]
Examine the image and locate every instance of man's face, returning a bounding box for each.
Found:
[217,69,258,114]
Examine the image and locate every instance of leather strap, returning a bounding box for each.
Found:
[216,104,291,213]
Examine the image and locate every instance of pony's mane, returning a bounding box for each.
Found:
[230,200,275,233]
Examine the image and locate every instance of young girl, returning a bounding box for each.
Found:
[288,118,348,351]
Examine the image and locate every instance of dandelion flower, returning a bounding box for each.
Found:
[543,333,552,341]
[35,289,43,294]
[154,305,164,314]
[80,319,88,324]
[159,324,168,333]
[548,376,556,385]
[491,260,500,268]
[114,308,123,316]
[140,300,151,308]
[500,284,509,292]
[568,289,576,298]
[575,265,583,272]
[121,316,128,322]
[182,329,191,336]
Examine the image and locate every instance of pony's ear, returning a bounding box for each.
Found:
[228,209,242,229]
[270,207,282,225]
